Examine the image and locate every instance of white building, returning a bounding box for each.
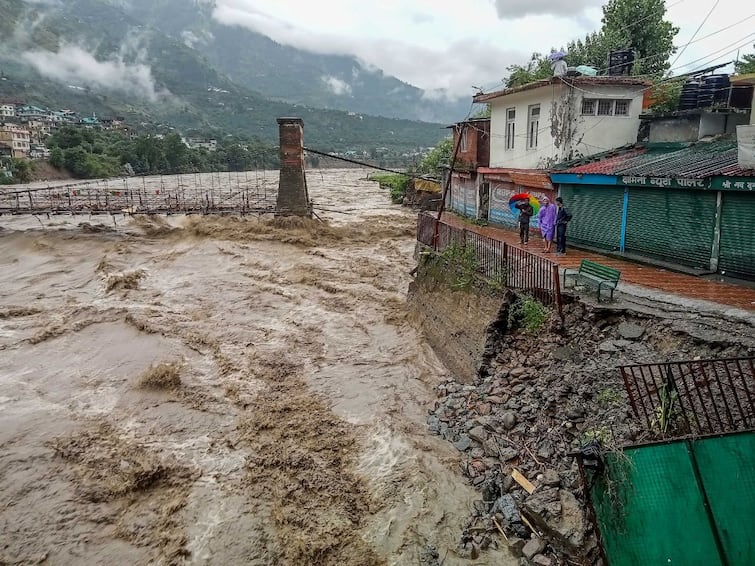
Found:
[186,137,217,151]
[0,104,15,118]
[474,76,650,169]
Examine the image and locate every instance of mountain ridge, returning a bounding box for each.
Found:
[0,0,454,152]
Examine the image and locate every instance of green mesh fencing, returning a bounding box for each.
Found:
[692,433,755,566]
[590,433,755,566]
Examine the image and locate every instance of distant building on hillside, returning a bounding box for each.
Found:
[186,137,217,151]
[16,105,50,122]
[0,103,15,119]
[0,123,31,158]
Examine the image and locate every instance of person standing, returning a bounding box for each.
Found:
[516,199,534,245]
[538,196,557,253]
[555,196,572,255]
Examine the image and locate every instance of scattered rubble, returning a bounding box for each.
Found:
[426,294,753,565]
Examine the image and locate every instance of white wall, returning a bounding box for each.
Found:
[489,83,644,169]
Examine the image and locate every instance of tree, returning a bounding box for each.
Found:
[735,47,755,74]
[415,137,453,176]
[503,0,678,86]
[49,147,65,169]
[601,0,678,76]
[505,52,553,87]
[11,159,33,183]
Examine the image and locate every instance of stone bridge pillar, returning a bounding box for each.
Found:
[276,117,311,217]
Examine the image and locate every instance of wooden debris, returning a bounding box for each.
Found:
[511,468,536,494]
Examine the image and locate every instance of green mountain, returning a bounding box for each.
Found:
[0,0,450,152]
[112,0,469,124]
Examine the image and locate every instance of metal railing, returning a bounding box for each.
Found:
[0,172,278,215]
[619,357,755,438]
[417,212,562,311]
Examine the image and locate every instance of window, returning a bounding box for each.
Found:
[527,105,540,149]
[614,100,630,116]
[581,98,631,116]
[597,99,613,116]
[505,108,515,150]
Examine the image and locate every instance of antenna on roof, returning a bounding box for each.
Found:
[472,85,483,95]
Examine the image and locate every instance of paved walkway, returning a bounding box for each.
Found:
[437,212,755,312]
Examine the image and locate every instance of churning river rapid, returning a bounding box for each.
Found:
[0,169,516,565]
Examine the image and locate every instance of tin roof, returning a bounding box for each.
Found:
[560,140,755,178]
[473,76,651,103]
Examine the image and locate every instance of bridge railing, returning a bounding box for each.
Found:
[417,211,562,312]
[0,173,278,215]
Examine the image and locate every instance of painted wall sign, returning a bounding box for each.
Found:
[619,176,712,189]
[489,181,555,228]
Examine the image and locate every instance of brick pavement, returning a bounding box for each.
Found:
[436,212,755,312]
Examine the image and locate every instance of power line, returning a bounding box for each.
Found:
[667,0,721,75]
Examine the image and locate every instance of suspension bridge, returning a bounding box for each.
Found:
[0,117,406,218]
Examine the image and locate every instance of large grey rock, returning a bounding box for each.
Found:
[522,537,546,560]
[618,322,645,340]
[555,489,585,548]
[493,494,520,523]
[598,340,618,353]
[541,469,561,487]
[499,447,519,461]
[552,346,580,362]
[468,426,487,444]
[502,411,518,430]
[454,435,472,452]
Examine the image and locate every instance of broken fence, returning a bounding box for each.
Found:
[619,357,755,438]
[416,211,562,312]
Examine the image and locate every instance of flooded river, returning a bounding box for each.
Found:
[0,169,515,565]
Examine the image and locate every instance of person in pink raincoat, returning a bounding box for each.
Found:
[538,196,557,253]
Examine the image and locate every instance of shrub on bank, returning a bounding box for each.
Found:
[370,173,410,203]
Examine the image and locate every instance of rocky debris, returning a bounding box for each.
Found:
[523,537,547,559]
[427,298,752,565]
[617,321,645,340]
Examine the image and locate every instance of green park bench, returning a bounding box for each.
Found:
[563,259,621,302]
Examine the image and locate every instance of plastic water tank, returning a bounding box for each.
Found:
[679,81,700,110]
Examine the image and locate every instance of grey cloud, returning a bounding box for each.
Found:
[492,0,601,19]
[213,3,527,99]
[22,44,168,102]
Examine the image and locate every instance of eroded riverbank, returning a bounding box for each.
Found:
[0,170,515,565]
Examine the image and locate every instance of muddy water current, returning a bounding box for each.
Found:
[0,169,515,565]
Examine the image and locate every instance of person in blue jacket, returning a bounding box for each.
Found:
[555,197,572,255]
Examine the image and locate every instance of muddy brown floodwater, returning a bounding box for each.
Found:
[0,169,516,566]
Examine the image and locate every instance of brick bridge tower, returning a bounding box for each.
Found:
[275,117,311,217]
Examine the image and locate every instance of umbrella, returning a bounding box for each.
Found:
[508,193,541,216]
[548,51,567,61]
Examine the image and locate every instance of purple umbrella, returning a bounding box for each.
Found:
[549,51,567,61]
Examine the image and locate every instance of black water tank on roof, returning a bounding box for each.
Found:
[679,80,700,110]
[702,74,731,106]
[608,49,634,76]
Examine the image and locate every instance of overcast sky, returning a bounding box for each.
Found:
[213,0,755,99]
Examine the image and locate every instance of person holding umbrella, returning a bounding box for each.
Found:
[515,198,534,245]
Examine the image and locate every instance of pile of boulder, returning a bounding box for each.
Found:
[427,296,746,565]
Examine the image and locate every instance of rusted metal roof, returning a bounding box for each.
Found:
[561,140,755,178]
[565,148,648,174]
[473,76,651,103]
